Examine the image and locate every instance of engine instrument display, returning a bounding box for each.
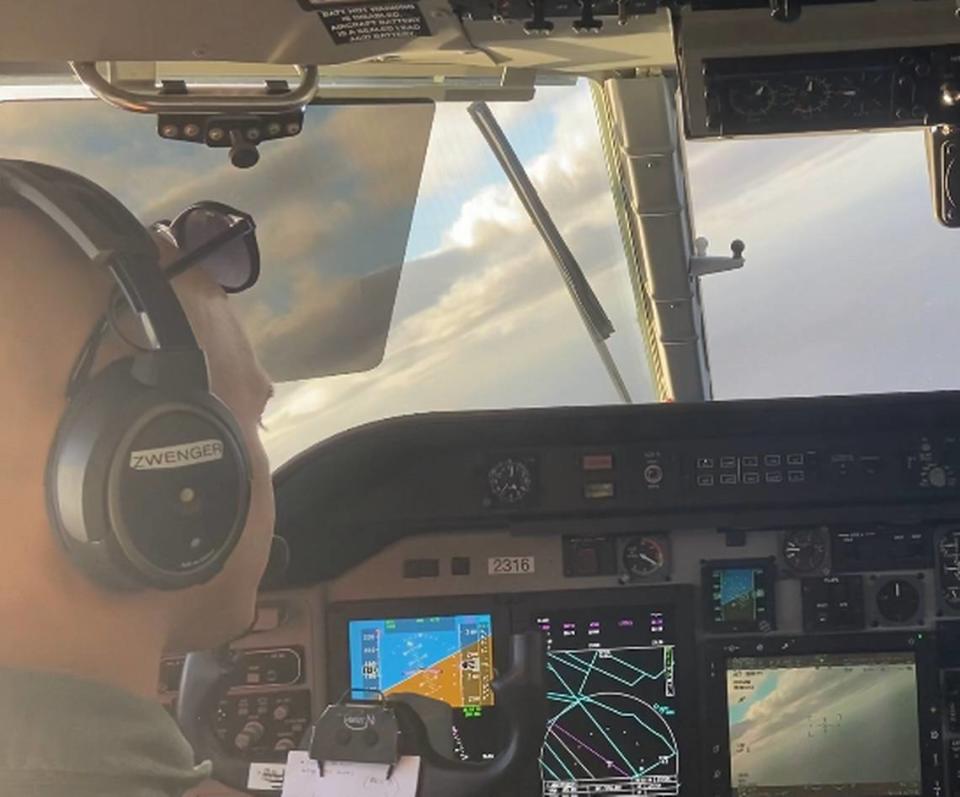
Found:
[725,652,922,797]
[704,559,776,633]
[348,613,497,761]
[536,603,683,796]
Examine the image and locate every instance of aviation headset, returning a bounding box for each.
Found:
[0,159,252,590]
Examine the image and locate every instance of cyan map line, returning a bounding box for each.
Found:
[541,646,680,784]
[549,663,646,776]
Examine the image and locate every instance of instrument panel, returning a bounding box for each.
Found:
[311,520,959,797]
[178,391,960,796]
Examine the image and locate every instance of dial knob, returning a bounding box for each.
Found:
[643,464,664,485]
[241,720,265,744]
[273,704,290,722]
[929,466,948,488]
[274,738,297,753]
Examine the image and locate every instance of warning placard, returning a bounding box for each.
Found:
[305,2,430,44]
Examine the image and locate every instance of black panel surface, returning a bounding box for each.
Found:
[702,45,960,136]
[273,392,960,585]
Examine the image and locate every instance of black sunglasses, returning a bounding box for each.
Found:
[152,201,260,293]
[66,201,260,397]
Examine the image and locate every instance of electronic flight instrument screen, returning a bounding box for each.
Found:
[704,560,776,633]
[725,652,922,797]
[347,613,498,761]
[536,603,684,797]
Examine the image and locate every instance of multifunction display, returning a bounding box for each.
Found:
[726,652,921,797]
[536,604,682,796]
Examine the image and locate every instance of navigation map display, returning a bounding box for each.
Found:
[726,652,922,797]
[348,613,497,761]
[537,605,682,796]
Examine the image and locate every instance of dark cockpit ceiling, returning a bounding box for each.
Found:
[180,389,960,797]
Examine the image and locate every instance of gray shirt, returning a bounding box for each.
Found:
[0,667,212,797]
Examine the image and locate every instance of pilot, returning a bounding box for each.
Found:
[0,165,276,796]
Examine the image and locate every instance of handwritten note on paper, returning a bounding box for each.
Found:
[280,752,321,797]
[280,751,421,797]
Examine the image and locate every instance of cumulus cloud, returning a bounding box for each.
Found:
[1,84,651,468]
[417,88,575,199]
[0,98,434,382]
[727,660,920,789]
[261,83,654,465]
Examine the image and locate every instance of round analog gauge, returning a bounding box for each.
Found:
[622,536,666,579]
[782,528,828,574]
[791,76,832,116]
[729,80,777,118]
[875,578,921,624]
[487,458,533,505]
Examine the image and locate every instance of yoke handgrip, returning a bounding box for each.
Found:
[177,646,253,792]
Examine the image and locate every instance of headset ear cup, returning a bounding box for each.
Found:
[47,360,251,590]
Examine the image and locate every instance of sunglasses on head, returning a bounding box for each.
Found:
[67,201,261,397]
[152,201,260,293]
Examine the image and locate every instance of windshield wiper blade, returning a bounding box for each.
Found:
[467,101,632,404]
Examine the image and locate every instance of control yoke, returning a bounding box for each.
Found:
[177,631,547,797]
[394,631,547,797]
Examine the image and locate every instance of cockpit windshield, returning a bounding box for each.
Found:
[4,78,955,467]
[263,82,658,464]
[1,81,657,466]
[689,129,958,403]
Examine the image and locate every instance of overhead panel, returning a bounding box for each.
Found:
[678,0,960,137]
[0,0,677,77]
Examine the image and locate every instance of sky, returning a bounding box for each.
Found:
[2,83,958,468]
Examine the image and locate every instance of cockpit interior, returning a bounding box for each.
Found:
[7,2,960,796]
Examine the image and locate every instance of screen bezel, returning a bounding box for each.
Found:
[513,584,700,797]
[702,557,778,633]
[702,632,943,797]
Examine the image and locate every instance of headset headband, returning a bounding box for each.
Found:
[0,159,207,385]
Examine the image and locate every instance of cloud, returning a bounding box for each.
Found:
[0,84,649,468]
[688,127,958,401]
[261,83,653,465]
[0,98,434,382]
[417,89,575,199]
[728,662,920,788]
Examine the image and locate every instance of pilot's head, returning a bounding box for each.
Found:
[0,168,276,696]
